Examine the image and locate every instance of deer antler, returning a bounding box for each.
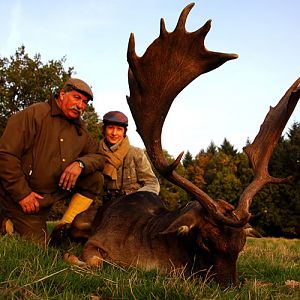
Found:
[126,3,300,226]
[234,78,300,221]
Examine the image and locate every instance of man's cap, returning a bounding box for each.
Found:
[103,111,128,127]
[63,78,93,100]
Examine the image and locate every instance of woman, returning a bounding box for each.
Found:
[99,111,160,202]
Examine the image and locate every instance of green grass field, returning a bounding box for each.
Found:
[0,235,299,299]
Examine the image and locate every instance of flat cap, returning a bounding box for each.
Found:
[64,78,93,100]
[103,111,128,127]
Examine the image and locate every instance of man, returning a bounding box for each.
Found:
[99,111,160,202]
[0,78,104,245]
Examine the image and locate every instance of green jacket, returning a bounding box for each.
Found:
[104,144,160,195]
[0,97,103,203]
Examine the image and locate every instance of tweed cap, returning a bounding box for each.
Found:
[64,78,93,100]
[103,111,128,127]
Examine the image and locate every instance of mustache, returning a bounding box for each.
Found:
[69,106,83,115]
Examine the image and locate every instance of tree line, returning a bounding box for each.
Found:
[1,46,299,238]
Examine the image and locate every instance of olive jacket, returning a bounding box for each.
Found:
[103,140,160,196]
[0,97,103,203]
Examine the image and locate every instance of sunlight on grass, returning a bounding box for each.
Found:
[237,237,300,299]
[0,235,299,299]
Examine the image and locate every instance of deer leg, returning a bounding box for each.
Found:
[63,252,87,267]
[64,242,105,267]
[81,242,105,267]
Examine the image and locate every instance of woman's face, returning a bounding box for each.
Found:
[105,124,125,145]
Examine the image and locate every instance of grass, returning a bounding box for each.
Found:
[0,235,299,299]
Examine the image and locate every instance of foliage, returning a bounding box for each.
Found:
[0,235,299,299]
[182,150,193,168]
[0,45,73,135]
[207,141,218,155]
[186,152,212,189]
[184,150,253,205]
[218,138,238,156]
[83,104,103,141]
[205,151,244,203]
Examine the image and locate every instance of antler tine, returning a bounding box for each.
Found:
[175,2,195,32]
[234,78,300,222]
[127,33,136,59]
[160,18,168,37]
[163,151,185,176]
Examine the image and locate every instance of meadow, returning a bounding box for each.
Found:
[0,235,299,299]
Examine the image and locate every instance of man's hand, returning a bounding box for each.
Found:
[59,161,83,191]
[19,192,44,214]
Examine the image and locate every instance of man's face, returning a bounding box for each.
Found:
[58,89,89,119]
[105,125,125,145]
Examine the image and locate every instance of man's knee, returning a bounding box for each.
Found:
[6,209,49,246]
[77,171,104,199]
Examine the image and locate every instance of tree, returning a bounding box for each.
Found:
[188,151,213,189]
[182,150,193,168]
[83,104,103,141]
[219,138,237,156]
[0,45,73,135]
[205,152,244,203]
[207,141,218,155]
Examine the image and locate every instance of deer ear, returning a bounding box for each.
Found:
[159,205,199,235]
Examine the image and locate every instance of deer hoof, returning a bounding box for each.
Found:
[85,255,103,267]
[64,252,86,267]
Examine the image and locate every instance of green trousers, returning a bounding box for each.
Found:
[0,171,103,246]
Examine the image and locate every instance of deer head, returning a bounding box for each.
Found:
[126,3,300,228]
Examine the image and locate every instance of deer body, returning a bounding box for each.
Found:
[68,191,244,285]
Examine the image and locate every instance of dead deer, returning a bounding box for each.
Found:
[57,3,299,287]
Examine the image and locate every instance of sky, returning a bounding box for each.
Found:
[0,0,299,158]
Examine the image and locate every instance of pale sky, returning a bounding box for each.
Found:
[0,0,299,157]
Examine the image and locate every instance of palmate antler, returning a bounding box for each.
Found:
[126,3,300,226]
[236,79,300,219]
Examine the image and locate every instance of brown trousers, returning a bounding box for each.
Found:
[0,171,103,246]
